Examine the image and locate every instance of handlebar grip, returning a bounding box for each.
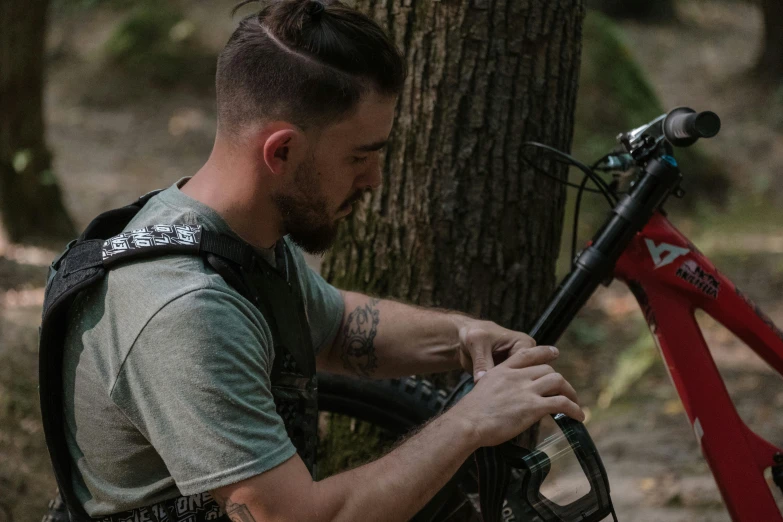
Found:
[663,107,720,147]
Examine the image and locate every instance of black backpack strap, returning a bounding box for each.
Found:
[40,242,106,522]
[40,191,166,522]
[439,373,516,522]
[101,224,257,272]
[475,446,513,521]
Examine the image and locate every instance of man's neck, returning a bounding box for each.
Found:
[181,155,282,250]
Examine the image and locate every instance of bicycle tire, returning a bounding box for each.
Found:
[318,373,542,522]
[317,372,482,522]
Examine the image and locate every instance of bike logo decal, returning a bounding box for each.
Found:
[644,239,690,269]
[676,260,720,299]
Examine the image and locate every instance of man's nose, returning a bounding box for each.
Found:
[359,161,383,191]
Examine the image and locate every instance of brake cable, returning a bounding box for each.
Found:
[521,142,624,268]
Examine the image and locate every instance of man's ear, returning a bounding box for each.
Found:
[262,126,307,177]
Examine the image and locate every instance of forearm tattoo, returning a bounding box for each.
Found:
[340,297,380,378]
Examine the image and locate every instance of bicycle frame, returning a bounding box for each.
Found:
[613,211,783,521]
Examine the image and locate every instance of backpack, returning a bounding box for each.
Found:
[39,189,318,521]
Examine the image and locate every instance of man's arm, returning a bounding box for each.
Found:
[212,403,476,522]
[317,291,535,380]
[212,346,584,522]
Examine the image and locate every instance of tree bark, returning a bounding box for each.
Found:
[0,0,75,247]
[324,0,584,338]
[755,0,783,80]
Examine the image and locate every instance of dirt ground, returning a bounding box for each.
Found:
[1,1,782,520]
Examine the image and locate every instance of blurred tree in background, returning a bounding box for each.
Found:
[587,0,676,22]
[0,0,75,247]
[590,0,782,82]
[755,0,783,80]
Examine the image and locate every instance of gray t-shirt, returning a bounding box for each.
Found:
[62,178,344,516]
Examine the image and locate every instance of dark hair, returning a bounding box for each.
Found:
[216,0,406,136]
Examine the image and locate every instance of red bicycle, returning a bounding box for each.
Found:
[510,106,783,521]
[315,107,783,521]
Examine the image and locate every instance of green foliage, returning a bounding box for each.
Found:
[568,316,609,347]
[773,84,783,131]
[11,150,32,173]
[103,2,215,88]
[573,11,729,208]
[575,12,663,161]
[586,0,676,22]
[316,413,398,479]
[596,320,659,408]
[53,0,134,10]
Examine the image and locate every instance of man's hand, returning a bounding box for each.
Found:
[450,344,584,447]
[454,317,536,381]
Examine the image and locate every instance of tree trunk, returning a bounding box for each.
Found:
[0,0,75,247]
[755,0,783,80]
[324,0,583,335]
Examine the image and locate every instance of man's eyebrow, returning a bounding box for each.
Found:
[354,139,388,152]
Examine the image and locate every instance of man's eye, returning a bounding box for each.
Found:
[351,156,369,164]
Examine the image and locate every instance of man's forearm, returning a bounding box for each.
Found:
[322,291,468,378]
[313,407,478,522]
[213,347,575,522]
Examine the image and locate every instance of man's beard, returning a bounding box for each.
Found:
[271,160,360,255]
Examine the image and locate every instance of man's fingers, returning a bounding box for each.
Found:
[460,327,495,381]
[532,372,580,405]
[541,395,585,422]
[501,344,558,369]
[506,336,536,359]
[518,333,536,349]
[518,364,556,381]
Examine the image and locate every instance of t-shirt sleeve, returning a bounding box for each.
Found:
[288,241,345,354]
[110,287,296,495]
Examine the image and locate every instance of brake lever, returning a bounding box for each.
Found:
[623,114,666,144]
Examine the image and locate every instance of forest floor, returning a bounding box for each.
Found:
[1,1,783,520]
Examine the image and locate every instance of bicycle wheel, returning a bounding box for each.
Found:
[317,373,482,522]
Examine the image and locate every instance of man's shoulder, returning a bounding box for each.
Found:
[103,185,246,311]
[104,252,227,310]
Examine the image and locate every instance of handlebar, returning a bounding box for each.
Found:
[529,106,721,347]
[617,107,721,165]
[663,107,721,147]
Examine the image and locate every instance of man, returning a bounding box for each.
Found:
[61,1,584,520]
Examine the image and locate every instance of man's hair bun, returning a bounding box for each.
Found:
[305,0,325,21]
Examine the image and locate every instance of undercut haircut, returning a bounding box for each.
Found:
[217,0,406,136]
